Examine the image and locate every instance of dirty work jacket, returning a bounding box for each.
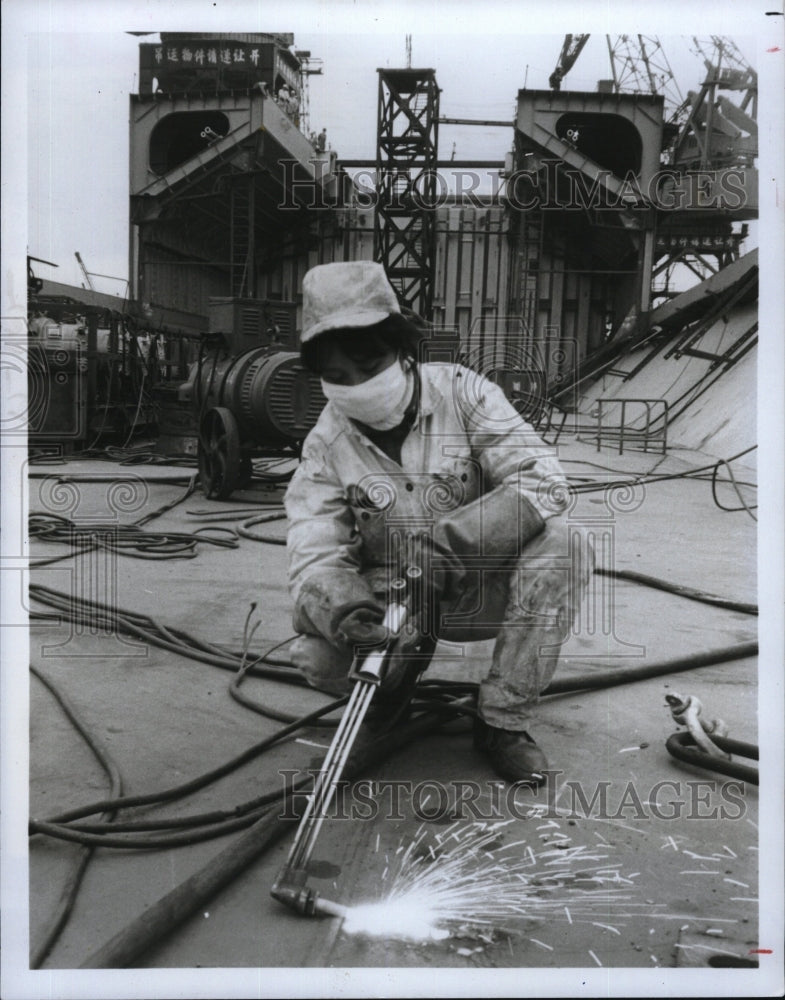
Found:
[284,362,569,641]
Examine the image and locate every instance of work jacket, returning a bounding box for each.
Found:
[284,362,569,639]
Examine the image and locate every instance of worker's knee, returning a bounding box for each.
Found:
[508,517,595,624]
[515,516,595,589]
[289,633,354,696]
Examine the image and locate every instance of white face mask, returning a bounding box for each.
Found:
[321,360,414,431]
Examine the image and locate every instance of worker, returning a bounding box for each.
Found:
[284,262,594,785]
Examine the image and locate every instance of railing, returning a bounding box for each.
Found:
[595,398,668,454]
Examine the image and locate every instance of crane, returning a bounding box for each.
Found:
[606,35,685,126]
[549,34,590,90]
[294,49,323,138]
[551,34,756,170]
[74,251,94,291]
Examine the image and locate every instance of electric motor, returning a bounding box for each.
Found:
[182,345,325,447]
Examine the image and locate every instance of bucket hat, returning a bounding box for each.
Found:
[301,262,400,344]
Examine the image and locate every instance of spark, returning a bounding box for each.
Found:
[588,949,602,966]
[337,821,645,944]
[675,942,746,958]
[341,894,451,941]
[615,914,738,922]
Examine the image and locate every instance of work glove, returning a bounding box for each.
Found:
[433,483,546,563]
[409,532,465,606]
[332,603,388,651]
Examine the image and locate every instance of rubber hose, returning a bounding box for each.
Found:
[29,666,124,968]
[543,641,757,695]
[29,585,303,683]
[41,696,347,826]
[665,731,759,784]
[78,704,454,969]
[593,566,758,616]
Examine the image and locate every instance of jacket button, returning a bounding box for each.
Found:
[405,482,414,491]
[361,512,370,520]
[461,473,468,482]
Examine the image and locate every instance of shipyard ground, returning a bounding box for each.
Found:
[22,433,766,985]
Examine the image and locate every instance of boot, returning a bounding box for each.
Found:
[473,716,549,785]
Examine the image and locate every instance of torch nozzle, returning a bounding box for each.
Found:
[271,866,347,920]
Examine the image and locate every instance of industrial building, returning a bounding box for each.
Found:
[22,30,768,986]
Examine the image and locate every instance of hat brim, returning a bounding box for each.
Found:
[301,306,397,344]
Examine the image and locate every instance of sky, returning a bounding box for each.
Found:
[10,0,772,298]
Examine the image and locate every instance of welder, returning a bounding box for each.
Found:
[284,261,594,785]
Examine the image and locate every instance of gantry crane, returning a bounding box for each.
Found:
[549,34,757,297]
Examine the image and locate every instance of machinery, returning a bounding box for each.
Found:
[272,565,434,916]
[27,275,157,448]
[179,297,326,499]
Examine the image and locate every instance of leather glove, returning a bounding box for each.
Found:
[332,604,388,650]
[433,483,546,562]
[410,532,465,605]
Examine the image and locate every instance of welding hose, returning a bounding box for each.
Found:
[33,638,758,958]
[710,456,758,518]
[29,666,124,969]
[236,512,287,544]
[542,641,758,695]
[77,702,460,970]
[665,731,759,785]
[30,687,472,848]
[32,640,757,849]
[35,636,759,961]
[28,512,239,562]
[28,476,200,568]
[593,566,757,616]
[34,694,348,831]
[29,583,307,690]
[29,577,757,719]
[565,446,758,521]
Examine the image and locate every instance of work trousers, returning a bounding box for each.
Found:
[289,516,594,730]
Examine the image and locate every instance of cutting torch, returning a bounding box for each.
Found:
[271,565,429,916]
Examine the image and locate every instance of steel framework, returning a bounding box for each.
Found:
[374,68,440,319]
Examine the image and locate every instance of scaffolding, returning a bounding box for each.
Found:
[374,68,440,319]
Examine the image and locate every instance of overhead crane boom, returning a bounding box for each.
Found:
[549,34,591,90]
